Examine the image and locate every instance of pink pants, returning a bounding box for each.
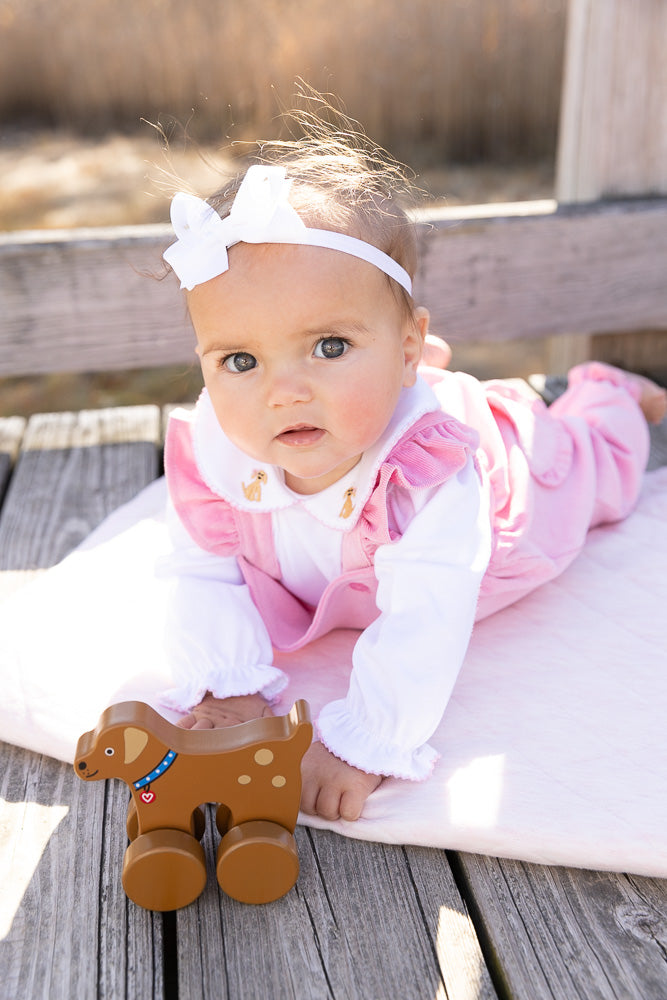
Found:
[475,362,649,619]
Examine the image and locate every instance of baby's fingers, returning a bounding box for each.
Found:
[312,784,345,822]
[338,788,366,822]
[176,712,198,729]
[299,774,322,817]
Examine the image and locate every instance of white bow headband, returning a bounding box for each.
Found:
[163,164,413,295]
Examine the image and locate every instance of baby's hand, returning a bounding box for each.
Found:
[176,691,273,729]
[300,741,383,822]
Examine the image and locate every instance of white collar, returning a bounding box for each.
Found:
[188,376,441,531]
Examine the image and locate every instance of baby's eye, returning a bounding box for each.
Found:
[314,337,349,360]
[223,352,257,373]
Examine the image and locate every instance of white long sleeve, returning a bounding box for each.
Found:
[156,502,288,711]
[317,458,492,779]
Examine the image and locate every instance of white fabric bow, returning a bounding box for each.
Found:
[163,164,412,294]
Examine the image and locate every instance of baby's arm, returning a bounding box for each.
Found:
[157,501,287,713]
[316,458,492,794]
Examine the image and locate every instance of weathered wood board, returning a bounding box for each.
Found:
[0,406,160,571]
[0,744,165,1000]
[557,0,667,201]
[453,853,667,1000]
[0,406,165,999]
[176,819,497,1000]
[2,198,666,378]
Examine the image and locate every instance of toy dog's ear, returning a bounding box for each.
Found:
[124,727,149,764]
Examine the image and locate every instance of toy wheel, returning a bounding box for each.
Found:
[122,830,207,911]
[216,821,299,904]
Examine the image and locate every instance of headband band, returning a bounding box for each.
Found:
[163,165,413,295]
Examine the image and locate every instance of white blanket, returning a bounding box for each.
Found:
[1,469,666,877]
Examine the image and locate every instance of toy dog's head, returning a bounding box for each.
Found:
[75,718,154,782]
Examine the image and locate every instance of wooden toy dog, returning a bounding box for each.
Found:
[74,699,312,911]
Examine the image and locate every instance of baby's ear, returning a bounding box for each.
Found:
[402,307,430,385]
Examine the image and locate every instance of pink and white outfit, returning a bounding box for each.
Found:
[160,361,649,781]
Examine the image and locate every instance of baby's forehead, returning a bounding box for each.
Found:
[224,240,394,290]
[188,242,404,343]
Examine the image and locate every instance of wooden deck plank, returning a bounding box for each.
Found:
[0,406,160,571]
[0,407,166,998]
[0,416,25,507]
[451,853,667,1000]
[648,420,667,471]
[176,824,497,1000]
[2,198,667,378]
[0,743,164,1000]
[403,845,497,1000]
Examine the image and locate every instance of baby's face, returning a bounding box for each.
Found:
[188,242,424,495]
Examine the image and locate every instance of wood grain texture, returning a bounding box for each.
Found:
[0,416,25,505]
[2,198,667,378]
[176,823,497,1000]
[418,200,667,345]
[0,744,164,1000]
[557,0,667,201]
[648,421,667,471]
[0,407,160,570]
[0,407,166,997]
[452,853,667,1000]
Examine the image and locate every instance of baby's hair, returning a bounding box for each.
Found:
[206,93,423,312]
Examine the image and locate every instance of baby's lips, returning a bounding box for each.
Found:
[276,425,325,446]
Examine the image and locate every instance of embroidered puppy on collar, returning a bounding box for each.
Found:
[242,469,268,502]
[339,487,356,519]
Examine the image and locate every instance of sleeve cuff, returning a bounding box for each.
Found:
[160,663,288,714]
[317,700,440,782]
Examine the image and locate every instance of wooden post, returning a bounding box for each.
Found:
[551,0,667,371]
[557,0,667,201]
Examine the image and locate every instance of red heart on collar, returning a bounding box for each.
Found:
[140,790,155,804]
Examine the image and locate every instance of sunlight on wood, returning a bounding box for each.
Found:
[434,906,487,1000]
[0,801,69,939]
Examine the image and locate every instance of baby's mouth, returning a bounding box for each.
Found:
[275,424,325,447]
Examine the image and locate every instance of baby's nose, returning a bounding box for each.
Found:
[266,368,313,406]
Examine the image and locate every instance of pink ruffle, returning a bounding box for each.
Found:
[164,412,241,558]
[354,411,479,559]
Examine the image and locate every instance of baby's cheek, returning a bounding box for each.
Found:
[338,386,396,447]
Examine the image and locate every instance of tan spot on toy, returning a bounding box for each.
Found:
[74,699,312,910]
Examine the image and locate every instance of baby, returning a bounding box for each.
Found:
[159,127,666,823]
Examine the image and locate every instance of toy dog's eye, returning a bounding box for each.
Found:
[104,747,115,756]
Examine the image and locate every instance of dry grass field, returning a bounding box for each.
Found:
[0,0,566,414]
[0,1,566,161]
